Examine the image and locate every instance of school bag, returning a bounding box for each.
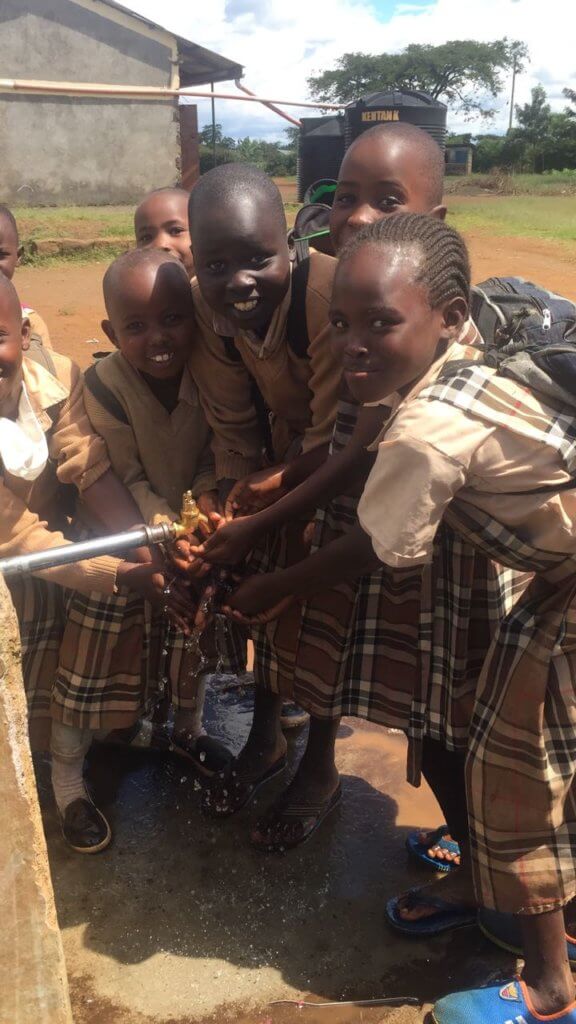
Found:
[471,277,576,409]
[440,277,576,494]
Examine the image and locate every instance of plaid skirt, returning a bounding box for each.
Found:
[445,501,576,915]
[250,519,311,696]
[9,574,245,751]
[284,402,528,783]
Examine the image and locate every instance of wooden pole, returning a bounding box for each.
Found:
[0,574,73,1024]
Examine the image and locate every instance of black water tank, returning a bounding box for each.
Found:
[297,115,345,202]
[345,89,447,151]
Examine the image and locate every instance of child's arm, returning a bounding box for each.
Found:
[224,523,381,622]
[195,404,388,566]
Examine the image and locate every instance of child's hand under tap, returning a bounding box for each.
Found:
[224,464,289,519]
[190,513,257,567]
[222,572,296,626]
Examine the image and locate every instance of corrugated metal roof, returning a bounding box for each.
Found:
[81,0,244,84]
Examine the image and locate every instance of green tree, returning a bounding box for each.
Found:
[564,87,576,118]
[308,38,528,119]
[514,84,552,172]
[199,123,236,149]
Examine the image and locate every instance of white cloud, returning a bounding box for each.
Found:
[125,0,576,139]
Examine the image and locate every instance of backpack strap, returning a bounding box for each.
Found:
[83,363,130,426]
[25,334,57,377]
[286,258,311,359]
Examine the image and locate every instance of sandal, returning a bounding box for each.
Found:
[170,734,233,778]
[250,784,342,853]
[201,754,287,818]
[405,825,460,873]
[385,888,476,936]
[432,977,576,1023]
[478,907,576,963]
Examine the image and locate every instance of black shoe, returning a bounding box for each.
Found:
[59,797,112,854]
[170,733,234,777]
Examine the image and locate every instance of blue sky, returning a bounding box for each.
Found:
[127,0,575,142]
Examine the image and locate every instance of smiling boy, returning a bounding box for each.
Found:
[83,248,242,775]
[134,187,194,278]
[187,163,342,812]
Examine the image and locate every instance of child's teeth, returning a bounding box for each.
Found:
[234,300,258,311]
[151,353,172,363]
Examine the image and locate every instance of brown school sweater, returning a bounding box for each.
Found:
[0,353,119,594]
[83,351,216,525]
[189,252,340,480]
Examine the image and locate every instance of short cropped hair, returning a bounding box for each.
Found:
[0,204,19,240]
[347,123,445,207]
[102,247,189,311]
[338,212,470,308]
[188,163,286,232]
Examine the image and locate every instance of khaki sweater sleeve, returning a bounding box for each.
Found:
[83,384,177,525]
[189,286,263,481]
[300,254,341,453]
[49,357,111,492]
[0,476,120,594]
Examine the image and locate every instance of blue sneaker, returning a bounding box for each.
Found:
[432,978,576,1023]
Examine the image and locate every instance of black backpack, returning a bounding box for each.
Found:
[471,277,576,408]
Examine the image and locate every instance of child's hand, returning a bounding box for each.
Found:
[222,574,295,625]
[197,490,219,519]
[116,562,195,634]
[170,536,212,579]
[191,515,256,566]
[225,465,288,519]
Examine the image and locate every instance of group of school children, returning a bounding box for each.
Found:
[2,119,576,1023]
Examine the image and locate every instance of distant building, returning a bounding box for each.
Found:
[445,143,474,176]
[0,0,243,205]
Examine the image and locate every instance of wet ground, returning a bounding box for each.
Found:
[35,685,517,1024]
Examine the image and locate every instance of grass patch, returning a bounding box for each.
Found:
[445,170,576,196]
[448,195,576,245]
[12,206,134,241]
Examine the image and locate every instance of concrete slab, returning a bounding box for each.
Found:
[36,688,517,1024]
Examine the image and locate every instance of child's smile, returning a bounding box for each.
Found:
[330,243,450,404]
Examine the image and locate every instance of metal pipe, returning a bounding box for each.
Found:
[0,522,178,578]
[234,79,302,128]
[0,78,344,110]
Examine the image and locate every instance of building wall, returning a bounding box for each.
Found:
[0,0,180,205]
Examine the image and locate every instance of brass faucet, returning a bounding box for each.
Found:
[172,490,210,537]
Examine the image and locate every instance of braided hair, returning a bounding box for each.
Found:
[338,213,470,308]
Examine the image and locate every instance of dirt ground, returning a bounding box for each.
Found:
[17,231,576,371]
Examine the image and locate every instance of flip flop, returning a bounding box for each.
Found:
[201,754,287,818]
[406,825,460,873]
[385,889,476,936]
[478,907,576,963]
[250,784,342,853]
[432,977,576,1023]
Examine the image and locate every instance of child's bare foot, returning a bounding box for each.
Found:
[417,828,461,866]
[396,865,476,923]
[251,761,341,851]
[201,733,288,818]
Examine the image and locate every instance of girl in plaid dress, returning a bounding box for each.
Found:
[225,215,576,1022]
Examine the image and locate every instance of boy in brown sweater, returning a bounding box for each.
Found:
[187,163,341,814]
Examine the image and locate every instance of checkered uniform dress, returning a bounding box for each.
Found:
[419,362,576,914]
[10,570,245,751]
[287,397,527,784]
